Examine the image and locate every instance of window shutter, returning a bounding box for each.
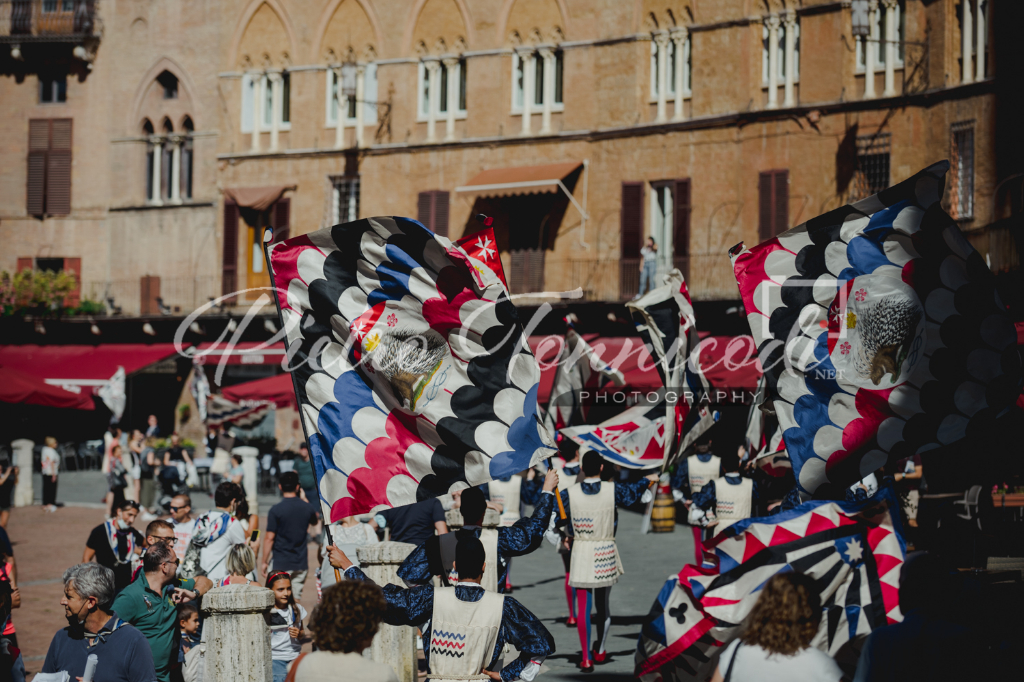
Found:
[758,172,773,242]
[674,179,691,257]
[433,191,450,237]
[222,201,239,298]
[273,198,291,243]
[27,120,49,216]
[140,275,161,315]
[64,257,81,307]
[46,119,72,215]
[620,182,644,259]
[17,258,33,273]
[417,191,434,231]
[773,170,789,237]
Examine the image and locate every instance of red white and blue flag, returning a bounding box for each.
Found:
[731,162,1021,497]
[560,398,667,470]
[267,216,553,520]
[635,488,905,681]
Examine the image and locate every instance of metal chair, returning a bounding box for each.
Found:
[79,440,104,470]
[953,485,983,530]
[59,442,79,471]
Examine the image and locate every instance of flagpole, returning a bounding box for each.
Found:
[260,227,342,583]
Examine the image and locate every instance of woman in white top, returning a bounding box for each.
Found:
[41,436,61,513]
[318,516,378,594]
[711,572,844,682]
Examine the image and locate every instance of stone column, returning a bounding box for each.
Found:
[672,29,687,121]
[355,542,419,682]
[354,64,366,147]
[444,507,501,530]
[443,57,459,141]
[11,440,33,508]
[269,72,282,151]
[251,74,262,152]
[961,0,973,84]
[766,14,780,109]
[882,0,897,96]
[150,136,164,206]
[654,33,669,122]
[783,10,797,107]
[539,48,555,133]
[520,50,534,136]
[232,446,260,516]
[169,135,182,204]
[203,583,275,682]
[975,0,985,81]
[334,67,347,149]
[864,0,878,99]
[425,59,440,143]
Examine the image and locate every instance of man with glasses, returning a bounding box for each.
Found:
[83,499,144,595]
[167,494,196,560]
[113,542,202,682]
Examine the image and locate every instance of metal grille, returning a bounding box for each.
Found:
[851,133,891,201]
[949,121,974,221]
[331,176,360,225]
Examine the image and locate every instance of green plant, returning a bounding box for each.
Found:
[0,269,78,317]
[74,298,106,315]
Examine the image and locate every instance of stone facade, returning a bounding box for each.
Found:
[1,0,1016,314]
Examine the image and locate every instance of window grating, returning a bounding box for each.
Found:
[851,133,891,201]
[949,121,974,221]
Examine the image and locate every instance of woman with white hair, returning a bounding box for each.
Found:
[41,437,60,513]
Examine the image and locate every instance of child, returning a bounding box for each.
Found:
[177,601,201,657]
[267,572,308,682]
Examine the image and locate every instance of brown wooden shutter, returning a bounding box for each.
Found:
[433,191,450,237]
[17,258,33,273]
[417,191,434,231]
[758,172,774,242]
[773,169,789,236]
[47,119,73,216]
[140,275,161,315]
[621,182,644,259]
[222,201,239,298]
[64,257,81,307]
[273,198,291,243]
[674,179,691,257]
[27,120,50,216]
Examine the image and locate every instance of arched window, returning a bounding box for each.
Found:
[181,116,194,200]
[161,118,174,202]
[143,119,155,202]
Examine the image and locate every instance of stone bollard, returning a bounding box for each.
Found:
[202,583,275,682]
[356,541,418,682]
[231,446,260,516]
[445,507,500,529]
[11,439,34,508]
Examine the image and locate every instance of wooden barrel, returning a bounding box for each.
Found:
[650,486,676,533]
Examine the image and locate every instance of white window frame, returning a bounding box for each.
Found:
[240,72,292,133]
[761,21,800,86]
[417,60,467,122]
[855,1,904,72]
[510,51,564,115]
[648,182,675,271]
[325,64,378,128]
[649,38,683,102]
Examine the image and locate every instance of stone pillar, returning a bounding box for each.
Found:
[783,10,797,107]
[150,136,163,206]
[355,542,419,682]
[169,136,182,204]
[864,0,878,99]
[11,440,33,508]
[269,73,282,151]
[654,33,669,122]
[354,64,366,147]
[203,583,275,682]
[882,0,897,97]
[232,446,260,515]
[443,57,459,141]
[251,74,262,152]
[975,0,985,81]
[961,0,973,84]
[672,29,687,121]
[539,48,555,133]
[334,67,347,149]
[766,14,780,109]
[520,50,534,136]
[444,507,501,530]
[425,60,440,143]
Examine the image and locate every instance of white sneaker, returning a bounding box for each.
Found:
[139,512,157,522]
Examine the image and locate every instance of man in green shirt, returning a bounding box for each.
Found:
[112,542,200,682]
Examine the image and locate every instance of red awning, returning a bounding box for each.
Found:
[195,342,286,366]
[0,364,96,410]
[0,344,186,388]
[221,372,296,409]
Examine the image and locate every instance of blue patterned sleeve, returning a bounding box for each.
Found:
[396,540,433,587]
[520,476,543,507]
[345,566,434,626]
[498,596,556,681]
[670,459,690,498]
[498,493,555,556]
[614,478,653,507]
[691,480,717,511]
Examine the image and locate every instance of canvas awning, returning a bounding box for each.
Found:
[455,162,583,198]
[195,342,287,366]
[0,344,185,388]
[0,364,96,410]
[223,185,295,211]
[221,372,295,408]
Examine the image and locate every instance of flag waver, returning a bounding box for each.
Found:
[267,217,553,520]
[731,162,1022,497]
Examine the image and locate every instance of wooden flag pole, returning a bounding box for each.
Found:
[261,227,342,583]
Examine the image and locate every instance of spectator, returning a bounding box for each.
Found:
[0,545,21,661]
[144,520,177,551]
[221,544,258,586]
[636,236,658,298]
[105,443,130,519]
[84,500,144,594]
[710,573,841,682]
[318,516,378,592]
[138,438,159,521]
[42,563,157,682]
[168,495,196,561]
[370,497,447,548]
[292,580,396,682]
[112,543,200,682]
[41,437,61,513]
[185,482,246,583]
[294,445,317,507]
[228,455,244,486]
[0,455,16,529]
[176,602,200,657]
[146,415,160,439]
[266,572,308,682]
[126,431,145,507]
[262,472,317,601]
[163,434,194,468]
[0,580,24,682]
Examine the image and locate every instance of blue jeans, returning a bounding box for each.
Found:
[273,658,291,682]
[639,260,657,295]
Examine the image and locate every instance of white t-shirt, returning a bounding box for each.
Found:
[718,640,842,682]
[270,604,308,661]
[199,516,247,582]
[171,517,198,560]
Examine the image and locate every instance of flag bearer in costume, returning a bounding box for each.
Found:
[669,435,723,503]
[687,452,759,538]
[398,470,559,593]
[559,452,658,672]
[550,439,581,623]
[329,536,554,682]
[482,472,544,591]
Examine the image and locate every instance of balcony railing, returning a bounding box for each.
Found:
[1,0,96,41]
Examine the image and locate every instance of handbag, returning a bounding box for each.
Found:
[284,652,308,682]
[723,642,741,682]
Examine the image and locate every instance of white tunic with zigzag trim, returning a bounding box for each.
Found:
[687,454,721,496]
[487,478,521,526]
[710,476,753,537]
[567,482,624,589]
[428,587,504,682]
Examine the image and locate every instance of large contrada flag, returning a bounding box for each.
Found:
[267,216,554,520]
[635,488,905,681]
[560,397,667,470]
[731,162,1022,498]
[627,269,715,464]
